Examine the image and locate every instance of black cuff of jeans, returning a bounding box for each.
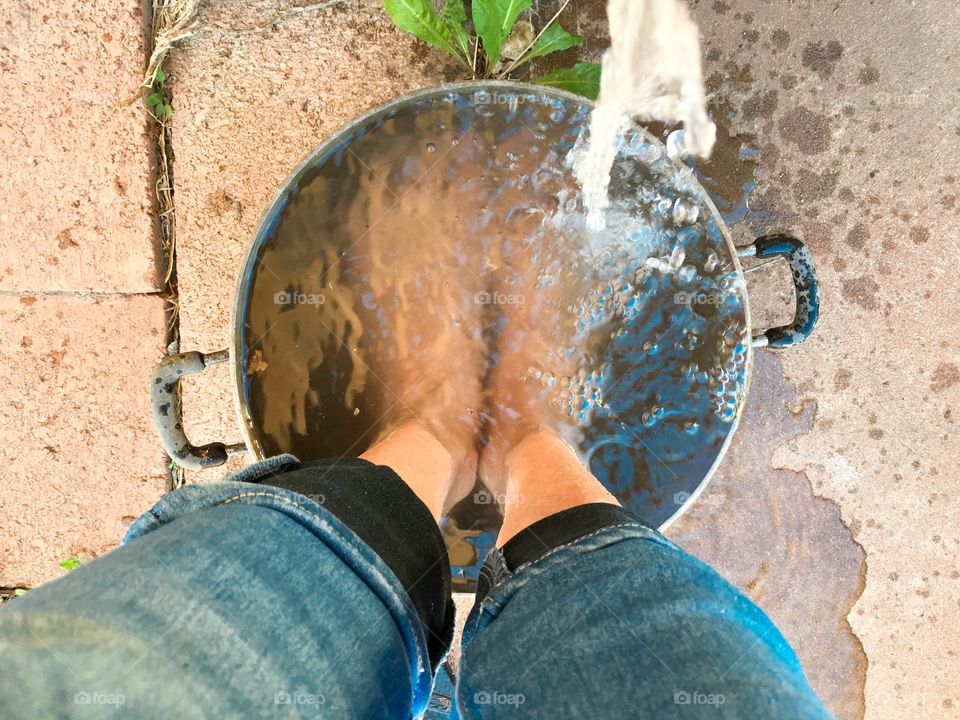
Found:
[257,458,453,666]
[501,503,649,571]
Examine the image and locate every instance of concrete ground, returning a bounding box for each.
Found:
[0,0,168,584]
[2,0,958,718]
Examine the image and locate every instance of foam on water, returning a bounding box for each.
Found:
[575,0,716,230]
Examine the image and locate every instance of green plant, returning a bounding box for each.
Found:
[536,61,602,100]
[146,67,174,121]
[13,588,28,597]
[381,0,601,98]
[58,556,83,572]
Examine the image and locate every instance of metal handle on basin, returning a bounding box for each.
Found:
[150,349,247,470]
[738,234,820,349]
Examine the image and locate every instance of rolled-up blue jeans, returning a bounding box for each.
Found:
[0,457,830,719]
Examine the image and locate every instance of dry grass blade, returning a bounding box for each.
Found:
[496,0,571,79]
[145,0,202,89]
[156,122,176,286]
[123,0,348,103]
[116,0,199,106]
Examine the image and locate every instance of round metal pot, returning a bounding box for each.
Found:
[151,81,818,584]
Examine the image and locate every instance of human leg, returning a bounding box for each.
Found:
[456,433,830,719]
[0,423,465,720]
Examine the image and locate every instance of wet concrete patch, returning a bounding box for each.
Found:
[794,168,839,204]
[840,276,881,310]
[801,40,843,79]
[667,351,866,719]
[930,363,960,392]
[741,88,779,121]
[770,29,791,52]
[845,223,870,250]
[778,107,831,154]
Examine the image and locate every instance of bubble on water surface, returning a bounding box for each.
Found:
[669,243,686,271]
[666,129,688,160]
[704,251,719,273]
[672,197,700,226]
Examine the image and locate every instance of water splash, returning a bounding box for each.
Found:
[575,0,716,230]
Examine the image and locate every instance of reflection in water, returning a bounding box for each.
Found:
[238,88,749,588]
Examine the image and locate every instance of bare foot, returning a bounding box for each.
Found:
[359,179,486,516]
[361,420,469,521]
[479,213,620,544]
[478,215,581,499]
[368,279,482,512]
[497,430,620,546]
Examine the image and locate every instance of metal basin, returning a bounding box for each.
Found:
[151,81,819,588]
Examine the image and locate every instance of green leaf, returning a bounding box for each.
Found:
[13,588,28,597]
[441,0,471,60]
[381,0,465,62]
[535,62,602,100]
[59,556,83,572]
[146,92,163,107]
[472,0,531,67]
[524,23,582,62]
[163,104,174,120]
[153,66,166,86]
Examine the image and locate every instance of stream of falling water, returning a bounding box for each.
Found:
[575,0,716,230]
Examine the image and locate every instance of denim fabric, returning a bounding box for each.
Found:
[499,502,648,570]
[455,521,832,719]
[221,452,300,483]
[224,455,455,666]
[0,460,830,719]
[0,480,436,719]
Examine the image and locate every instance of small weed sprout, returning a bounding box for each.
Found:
[58,556,84,572]
[146,67,174,121]
[380,0,601,98]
